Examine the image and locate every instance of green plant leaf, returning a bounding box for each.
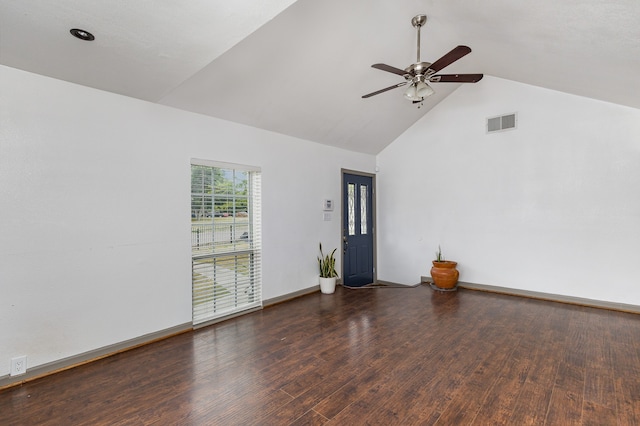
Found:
[318,243,339,278]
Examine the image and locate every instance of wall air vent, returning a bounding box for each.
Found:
[487,113,517,133]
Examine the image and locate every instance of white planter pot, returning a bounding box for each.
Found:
[319,276,337,294]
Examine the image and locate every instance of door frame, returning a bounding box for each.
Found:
[341,169,377,285]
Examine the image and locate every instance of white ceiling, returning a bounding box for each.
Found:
[2,0,639,154]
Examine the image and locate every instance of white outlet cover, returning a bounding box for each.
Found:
[10,355,27,376]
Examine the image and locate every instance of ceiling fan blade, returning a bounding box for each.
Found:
[362,82,408,98]
[371,63,409,77]
[429,74,484,83]
[427,45,472,74]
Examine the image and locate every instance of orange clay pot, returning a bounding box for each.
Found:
[430,261,459,290]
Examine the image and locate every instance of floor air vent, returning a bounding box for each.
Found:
[487,113,517,133]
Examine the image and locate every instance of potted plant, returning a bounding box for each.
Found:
[318,242,338,294]
[430,246,459,290]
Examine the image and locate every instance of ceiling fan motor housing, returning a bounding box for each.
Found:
[404,62,434,79]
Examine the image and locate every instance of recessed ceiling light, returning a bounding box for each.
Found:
[70,28,95,41]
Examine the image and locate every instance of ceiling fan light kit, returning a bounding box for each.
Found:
[363,14,483,105]
[416,81,434,98]
[403,84,418,100]
[404,79,433,101]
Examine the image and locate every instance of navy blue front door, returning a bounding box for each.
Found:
[342,173,374,287]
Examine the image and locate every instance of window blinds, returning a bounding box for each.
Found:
[191,159,262,325]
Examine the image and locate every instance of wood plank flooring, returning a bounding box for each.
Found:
[2,284,640,425]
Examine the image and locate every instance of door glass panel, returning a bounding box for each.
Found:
[348,183,356,235]
[360,185,368,235]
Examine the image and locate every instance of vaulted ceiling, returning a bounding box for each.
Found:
[2,1,639,154]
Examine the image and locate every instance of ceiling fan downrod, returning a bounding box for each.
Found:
[412,14,427,64]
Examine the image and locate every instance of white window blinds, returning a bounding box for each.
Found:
[191,159,262,325]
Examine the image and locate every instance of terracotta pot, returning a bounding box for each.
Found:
[430,261,459,290]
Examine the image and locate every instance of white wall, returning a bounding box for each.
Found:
[377,76,640,305]
[0,65,375,377]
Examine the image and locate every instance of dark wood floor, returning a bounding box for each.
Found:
[3,284,640,425]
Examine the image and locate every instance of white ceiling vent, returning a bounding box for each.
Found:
[487,113,517,133]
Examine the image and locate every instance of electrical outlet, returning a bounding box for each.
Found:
[10,355,27,376]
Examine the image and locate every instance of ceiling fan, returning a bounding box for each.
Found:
[362,14,483,104]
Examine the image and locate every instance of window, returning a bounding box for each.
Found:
[190,159,262,325]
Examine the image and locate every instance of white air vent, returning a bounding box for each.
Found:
[487,113,517,133]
